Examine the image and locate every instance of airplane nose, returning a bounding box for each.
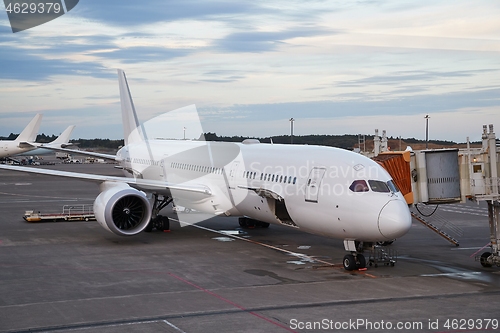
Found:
[378,200,412,240]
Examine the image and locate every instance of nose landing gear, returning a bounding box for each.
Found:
[343,240,368,271]
[343,253,366,271]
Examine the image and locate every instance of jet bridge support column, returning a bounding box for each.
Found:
[478,124,500,267]
[481,200,500,267]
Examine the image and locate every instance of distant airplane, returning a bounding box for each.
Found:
[0,114,42,158]
[0,114,75,158]
[0,70,412,270]
[19,125,76,156]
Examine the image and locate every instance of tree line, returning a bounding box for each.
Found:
[201,133,464,150]
[1,132,469,150]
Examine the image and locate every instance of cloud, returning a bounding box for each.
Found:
[336,70,495,87]
[75,0,262,26]
[0,45,111,81]
[98,46,192,64]
[199,87,500,121]
[213,27,335,53]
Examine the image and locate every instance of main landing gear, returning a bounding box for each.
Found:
[343,240,367,271]
[238,217,270,229]
[144,194,173,232]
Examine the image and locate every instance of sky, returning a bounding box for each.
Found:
[0,0,499,143]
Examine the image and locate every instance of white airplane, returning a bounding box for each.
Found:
[18,125,76,156]
[0,70,412,270]
[0,114,75,158]
[0,114,42,158]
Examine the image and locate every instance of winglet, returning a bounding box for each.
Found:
[15,114,42,143]
[47,125,76,146]
[117,69,144,145]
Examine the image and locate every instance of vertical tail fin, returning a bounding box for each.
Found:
[117,69,145,145]
[48,125,75,146]
[15,114,42,143]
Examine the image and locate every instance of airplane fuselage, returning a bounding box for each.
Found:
[0,141,36,158]
[116,139,412,242]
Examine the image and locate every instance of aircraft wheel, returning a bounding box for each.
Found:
[161,216,170,231]
[155,215,164,231]
[239,217,256,229]
[143,221,153,232]
[357,254,366,269]
[480,252,492,267]
[343,254,357,271]
[238,218,248,228]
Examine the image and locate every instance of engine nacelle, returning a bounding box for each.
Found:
[93,183,152,236]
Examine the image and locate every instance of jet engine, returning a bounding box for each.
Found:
[93,183,152,236]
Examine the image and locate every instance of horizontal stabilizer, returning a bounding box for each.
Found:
[17,142,37,148]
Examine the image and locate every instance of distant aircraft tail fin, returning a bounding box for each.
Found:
[15,114,42,143]
[117,69,145,145]
[47,125,76,147]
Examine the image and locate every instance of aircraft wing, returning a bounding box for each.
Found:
[0,164,212,196]
[38,146,117,161]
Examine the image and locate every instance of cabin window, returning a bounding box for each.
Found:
[368,180,390,193]
[349,180,369,192]
[293,177,297,184]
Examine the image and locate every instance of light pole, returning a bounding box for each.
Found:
[289,118,295,144]
[425,115,430,149]
[183,127,186,140]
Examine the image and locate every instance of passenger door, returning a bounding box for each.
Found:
[305,167,326,203]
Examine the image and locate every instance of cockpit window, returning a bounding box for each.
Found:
[387,180,400,193]
[349,180,369,192]
[368,180,391,193]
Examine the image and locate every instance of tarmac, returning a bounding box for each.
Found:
[0,162,499,333]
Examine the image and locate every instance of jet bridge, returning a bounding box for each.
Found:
[371,125,500,266]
